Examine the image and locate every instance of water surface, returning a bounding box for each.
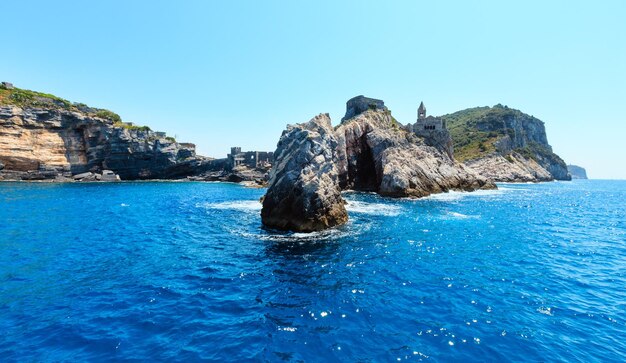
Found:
[1,180,625,361]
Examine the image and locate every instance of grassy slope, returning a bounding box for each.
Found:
[0,84,153,132]
[442,104,538,162]
[442,106,499,162]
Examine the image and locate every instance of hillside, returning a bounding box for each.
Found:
[441,104,570,181]
[0,83,212,181]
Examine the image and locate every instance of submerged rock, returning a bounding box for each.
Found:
[261,114,348,232]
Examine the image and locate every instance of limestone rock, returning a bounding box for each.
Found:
[0,105,214,181]
[262,107,495,232]
[100,170,121,182]
[261,114,348,232]
[73,172,93,180]
[335,110,495,197]
[464,152,553,182]
[443,105,570,182]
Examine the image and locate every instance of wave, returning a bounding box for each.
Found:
[345,200,403,216]
[444,211,480,219]
[422,188,506,202]
[236,223,367,242]
[198,200,262,212]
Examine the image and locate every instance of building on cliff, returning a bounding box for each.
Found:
[341,95,388,122]
[405,101,454,159]
[409,101,447,132]
[227,147,273,170]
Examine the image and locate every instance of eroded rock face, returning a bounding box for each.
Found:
[262,109,495,232]
[443,105,570,182]
[464,152,553,182]
[0,105,212,180]
[261,114,348,232]
[335,110,495,197]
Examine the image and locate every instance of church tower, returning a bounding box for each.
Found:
[418,101,426,120]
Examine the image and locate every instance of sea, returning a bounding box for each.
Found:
[0,180,625,362]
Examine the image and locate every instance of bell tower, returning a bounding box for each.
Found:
[418,101,426,120]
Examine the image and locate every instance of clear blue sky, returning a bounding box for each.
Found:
[2,0,624,179]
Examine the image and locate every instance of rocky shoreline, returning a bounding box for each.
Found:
[1,84,575,202]
[261,100,496,232]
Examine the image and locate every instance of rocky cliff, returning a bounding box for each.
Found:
[567,164,588,179]
[261,114,347,232]
[443,105,570,181]
[0,85,213,181]
[335,109,494,197]
[262,99,495,232]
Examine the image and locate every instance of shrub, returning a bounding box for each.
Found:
[95,109,122,123]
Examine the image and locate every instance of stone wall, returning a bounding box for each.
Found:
[227,148,274,169]
[341,95,388,122]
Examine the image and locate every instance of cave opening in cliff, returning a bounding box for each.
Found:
[350,139,378,192]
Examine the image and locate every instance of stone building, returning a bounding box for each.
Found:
[411,101,446,131]
[341,95,388,121]
[1,82,14,89]
[227,147,274,170]
[406,101,453,159]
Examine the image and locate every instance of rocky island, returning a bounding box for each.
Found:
[261,96,495,232]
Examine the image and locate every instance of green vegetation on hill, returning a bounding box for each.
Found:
[0,86,72,109]
[442,106,500,162]
[0,84,161,136]
[113,121,152,132]
[442,104,538,162]
[95,109,122,123]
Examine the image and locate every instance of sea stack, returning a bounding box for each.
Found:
[261,114,348,232]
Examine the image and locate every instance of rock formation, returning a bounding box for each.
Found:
[0,85,215,181]
[567,164,588,179]
[335,109,494,197]
[262,99,495,232]
[261,114,348,232]
[464,152,552,182]
[443,104,570,182]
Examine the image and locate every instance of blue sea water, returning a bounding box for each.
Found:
[1,180,625,362]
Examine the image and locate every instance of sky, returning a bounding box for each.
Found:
[1,0,625,179]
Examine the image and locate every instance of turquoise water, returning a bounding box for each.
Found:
[1,180,625,362]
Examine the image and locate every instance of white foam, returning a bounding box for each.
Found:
[199,200,262,212]
[446,211,478,219]
[537,307,554,316]
[345,200,402,216]
[422,188,506,201]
